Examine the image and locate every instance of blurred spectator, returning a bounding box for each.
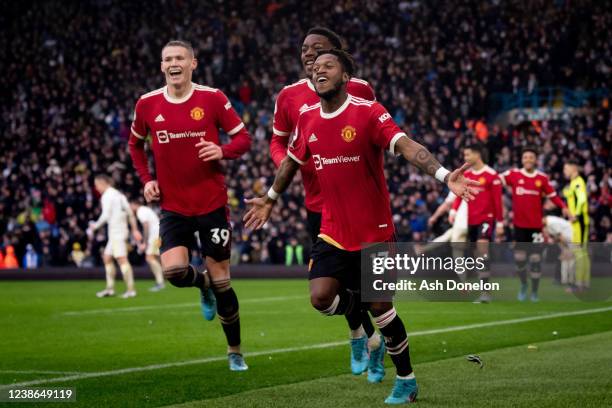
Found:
[69,242,86,267]
[285,238,304,266]
[4,246,19,268]
[23,244,39,269]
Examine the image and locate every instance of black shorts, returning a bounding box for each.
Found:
[159,206,231,262]
[306,210,322,244]
[468,220,494,242]
[309,239,361,290]
[514,227,543,243]
[514,227,544,256]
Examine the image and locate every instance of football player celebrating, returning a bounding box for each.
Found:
[245,49,479,404]
[129,40,252,370]
[500,146,567,302]
[271,26,382,381]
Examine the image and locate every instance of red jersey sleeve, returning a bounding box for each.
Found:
[270,90,291,167]
[129,98,154,184]
[542,174,566,208]
[500,169,512,186]
[130,98,148,141]
[369,102,407,154]
[286,116,310,166]
[491,175,504,223]
[350,79,376,101]
[215,90,251,159]
[451,195,462,212]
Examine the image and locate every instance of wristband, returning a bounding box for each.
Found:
[267,187,280,201]
[435,167,451,183]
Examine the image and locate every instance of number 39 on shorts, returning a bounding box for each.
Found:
[211,228,230,247]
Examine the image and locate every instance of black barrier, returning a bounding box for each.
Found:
[0,265,309,280]
[361,242,611,302]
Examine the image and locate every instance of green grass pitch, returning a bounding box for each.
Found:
[0,279,611,407]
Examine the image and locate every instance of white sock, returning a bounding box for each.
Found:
[104,263,116,289]
[350,325,366,339]
[397,372,415,380]
[148,259,164,285]
[120,263,135,292]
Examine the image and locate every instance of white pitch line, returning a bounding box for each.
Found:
[4,305,612,389]
[61,295,304,316]
[0,370,84,375]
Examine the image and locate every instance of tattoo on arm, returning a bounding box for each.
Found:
[272,157,300,194]
[403,139,441,177]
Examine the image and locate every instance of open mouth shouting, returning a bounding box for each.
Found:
[168,68,182,79]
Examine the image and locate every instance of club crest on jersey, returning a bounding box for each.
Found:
[535,179,542,187]
[190,107,204,121]
[479,177,486,185]
[341,125,356,143]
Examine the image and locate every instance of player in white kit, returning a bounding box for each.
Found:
[430,191,468,243]
[88,174,142,298]
[130,199,165,291]
[543,215,575,287]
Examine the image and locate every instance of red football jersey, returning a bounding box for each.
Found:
[501,168,565,229]
[271,77,375,212]
[453,166,503,226]
[288,94,406,251]
[129,83,251,216]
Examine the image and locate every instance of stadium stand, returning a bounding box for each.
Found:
[0,0,609,266]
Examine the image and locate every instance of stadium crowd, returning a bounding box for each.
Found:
[0,0,610,267]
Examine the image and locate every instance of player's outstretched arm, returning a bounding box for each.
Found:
[395,137,479,200]
[243,157,300,230]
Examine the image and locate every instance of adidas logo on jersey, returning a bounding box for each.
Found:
[155,114,165,122]
[299,103,310,113]
[308,133,318,143]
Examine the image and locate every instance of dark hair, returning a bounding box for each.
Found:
[465,143,483,156]
[566,158,581,166]
[304,27,344,49]
[315,48,355,76]
[522,145,539,156]
[94,174,113,185]
[162,40,194,57]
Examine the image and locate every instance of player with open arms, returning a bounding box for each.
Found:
[88,174,142,299]
[129,198,165,292]
[245,49,479,405]
[128,40,252,371]
[451,144,504,303]
[271,26,382,381]
[500,146,567,302]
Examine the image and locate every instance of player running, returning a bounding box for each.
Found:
[271,26,381,381]
[245,49,479,404]
[87,174,142,299]
[128,40,252,370]
[451,144,503,303]
[500,146,567,302]
[129,199,165,292]
[562,160,590,290]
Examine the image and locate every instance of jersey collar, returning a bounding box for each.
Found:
[320,94,351,119]
[163,82,195,104]
[306,79,316,92]
[520,168,538,178]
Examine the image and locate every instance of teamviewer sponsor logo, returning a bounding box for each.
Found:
[516,187,539,196]
[156,130,206,144]
[312,154,360,170]
[156,130,169,144]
